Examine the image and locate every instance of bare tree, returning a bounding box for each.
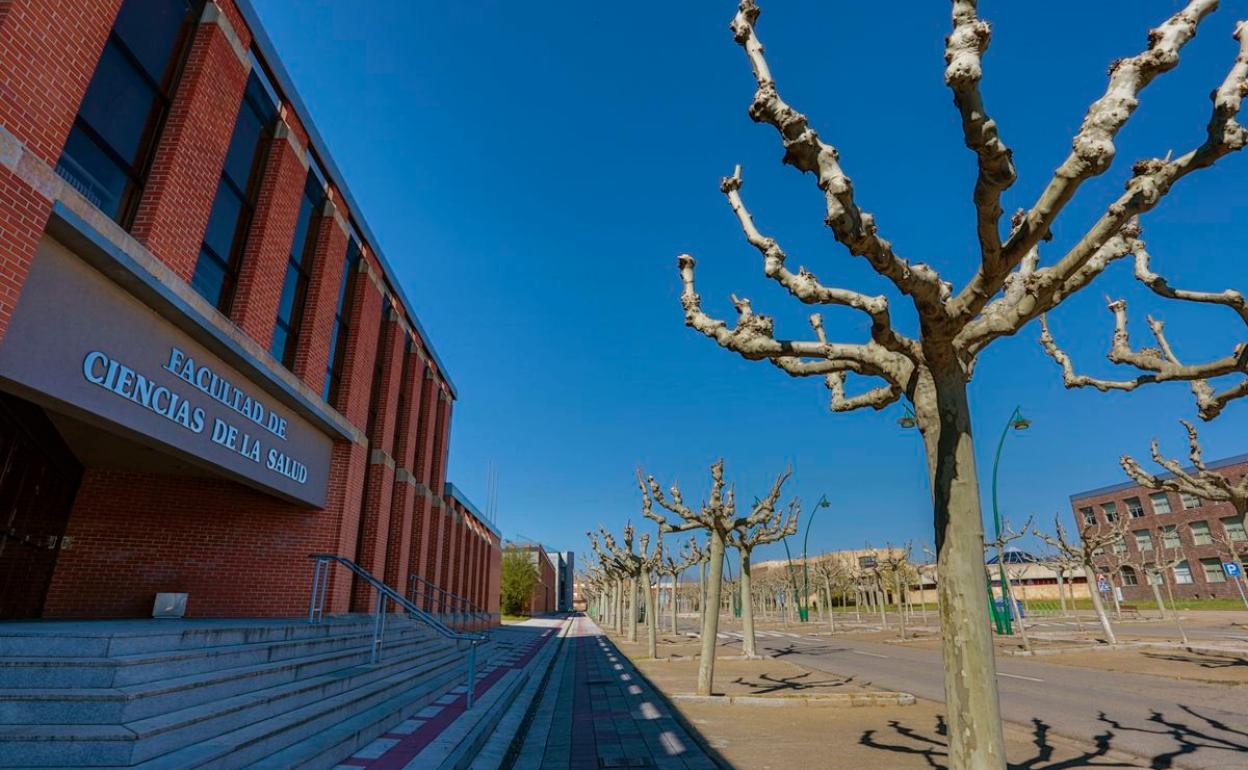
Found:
[1123,421,1248,610]
[586,533,624,632]
[810,554,847,633]
[732,499,799,657]
[638,459,789,696]
[670,1,1248,762]
[593,525,642,643]
[879,543,914,640]
[660,536,703,634]
[1036,513,1129,645]
[1140,536,1191,643]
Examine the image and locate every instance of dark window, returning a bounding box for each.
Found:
[324,234,362,403]
[191,66,279,313]
[56,0,200,224]
[271,164,326,366]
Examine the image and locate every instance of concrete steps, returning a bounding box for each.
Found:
[0,616,490,768]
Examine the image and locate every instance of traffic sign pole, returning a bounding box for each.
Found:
[1225,561,1248,610]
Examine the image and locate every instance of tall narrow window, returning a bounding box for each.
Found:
[1102,502,1118,523]
[191,61,279,313]
[1079,507,1096,527]
[1149,492,1172,515]
[57,0,201,223]
[324,234,363,403]
[1190,520,1213,546]
[1125,497,1144,518]
[271,160,326,366]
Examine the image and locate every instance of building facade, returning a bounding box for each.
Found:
[1070,454,1248,602]
[0,0,500,620]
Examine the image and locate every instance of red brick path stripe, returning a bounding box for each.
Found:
[353,627,558,770]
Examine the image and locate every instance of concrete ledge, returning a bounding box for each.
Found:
[670,691,916,708]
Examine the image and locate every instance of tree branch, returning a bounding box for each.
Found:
[945,0,1016,265]
[721,166,918,358]
[728,0,948,311]
[949,0,1221,325]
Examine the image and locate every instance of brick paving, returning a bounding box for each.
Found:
[517,615,718,770]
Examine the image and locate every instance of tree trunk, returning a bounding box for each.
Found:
[877,579,887,629]
[644,566,658,659]
[1084,562,1117,644]
[1108,570,1123,619]
[740,549,757,658]
[696,530,726,696]
[895,572,908,640]
[1162,576,1188,644]
[628,576,638,643]
[1055,568,1068,615]
[671,569,680,635]
[925,369,1006,770]
[1149,577,1168,620]
[699,560,707,632]
[824,576,836,633]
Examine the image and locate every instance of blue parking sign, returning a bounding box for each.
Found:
[1225,562,1242,578]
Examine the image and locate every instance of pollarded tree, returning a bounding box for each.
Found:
[660,536,703,634]
[879,543,915,641]
[810,553,847,632]
[1121,421,1247,519]
[595,524,649,644]
[1035,513,1130,645]
[670,2,1248,763]
[731,498,799,658]
[638,459,789,696]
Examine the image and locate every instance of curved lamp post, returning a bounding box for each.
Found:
[991,406,1031,635]
[897,405,1030,635]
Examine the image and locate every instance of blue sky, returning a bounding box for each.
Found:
[254,1,1248,562]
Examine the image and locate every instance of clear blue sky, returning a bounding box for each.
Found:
[254,1,1247,563]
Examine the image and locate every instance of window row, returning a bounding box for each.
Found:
[55,0,394,409]
[1079,489,1215,528]
[1119,557,1234,586]
[1091,516,1246,557]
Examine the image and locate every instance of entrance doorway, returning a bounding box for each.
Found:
[0,394,83,619]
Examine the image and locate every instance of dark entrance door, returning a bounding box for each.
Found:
[0,394,83,619]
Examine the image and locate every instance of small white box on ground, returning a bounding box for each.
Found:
[153,593,188,618]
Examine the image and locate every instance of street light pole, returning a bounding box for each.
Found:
[991,405,1031,636]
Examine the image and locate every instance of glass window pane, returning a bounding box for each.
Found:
[77,41,161,164]
[57,126,128,219]
[1202,558,1226,583]
[1150,492,1172,515]
[191,249,228,309]
[276,263,301,328]
[1191,521,1212,545]
[221,106,265,191]
[1174,561,1193,584]
[201,185,244,262]
[112,0,192,84]
[1181,493,1202,510]
[1126,497,1144,518]
[1223,516,1247,542]
[270,323,290,365]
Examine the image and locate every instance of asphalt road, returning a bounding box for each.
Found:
[675,619,1248,769]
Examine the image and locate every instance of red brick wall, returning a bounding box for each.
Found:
[0,0,483,620]
[1071,458,1248,601]
[45,470,324,617]
[230,123,308,342]
[0,0,119,343]
[130,4,251,282]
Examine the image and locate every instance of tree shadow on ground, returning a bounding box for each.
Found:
[859,716,1137,769]
[730,670,853,695]
[857,706,1248,769]
[1098,705,1248,769]
[1141,650,1248,669]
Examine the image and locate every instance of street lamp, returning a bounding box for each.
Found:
[991,405,1030,635]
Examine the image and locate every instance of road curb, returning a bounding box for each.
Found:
[670,691,916,708]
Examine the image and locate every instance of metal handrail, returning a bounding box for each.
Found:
[408,574,490,628]
[308,554,486,707]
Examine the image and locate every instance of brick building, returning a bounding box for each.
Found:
[1070,454,1248,602]
[511,544,557,615]
[0,0,500,620]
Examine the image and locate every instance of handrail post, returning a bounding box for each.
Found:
[466,641,477,709]
[309,558,322,625]
[372,589,386,664]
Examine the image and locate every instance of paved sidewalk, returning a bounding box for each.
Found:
[516,615,718,770]
[335,620,563,770]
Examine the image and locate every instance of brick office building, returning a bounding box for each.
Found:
[0,0,501,620]
[1070,454,1248,602]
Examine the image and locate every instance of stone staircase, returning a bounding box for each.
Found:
[0,615,490,768]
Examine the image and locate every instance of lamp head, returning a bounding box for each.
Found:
[898,415,917,429]
[1011,414,1031,431]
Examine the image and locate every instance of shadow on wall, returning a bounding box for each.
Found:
[858,706,1248,769]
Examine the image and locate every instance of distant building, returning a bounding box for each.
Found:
[1070,454,1248,601]
[548,550,575,612]
[511,543,557,614]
